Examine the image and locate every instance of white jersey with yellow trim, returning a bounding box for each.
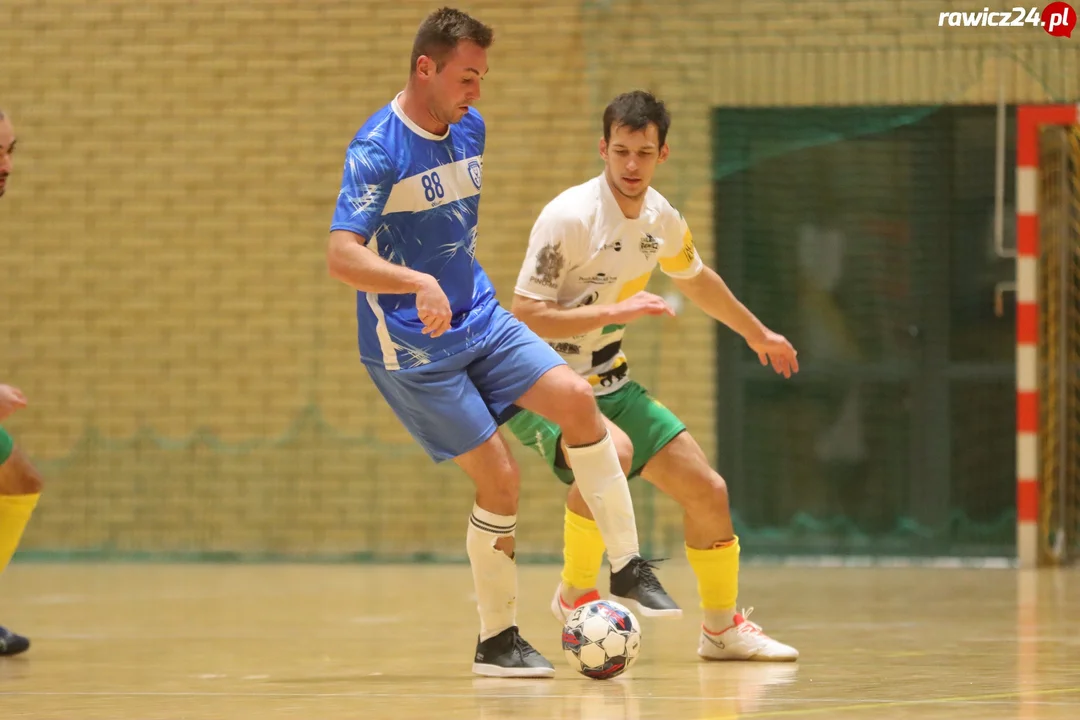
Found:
[514,174,704,395]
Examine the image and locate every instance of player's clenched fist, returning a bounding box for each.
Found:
[415,274,453,338]
[0,384,27,422]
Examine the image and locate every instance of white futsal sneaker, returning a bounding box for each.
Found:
[698,608,799,662]
[550,584,602,623]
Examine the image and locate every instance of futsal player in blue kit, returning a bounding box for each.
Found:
[326,8,679,678]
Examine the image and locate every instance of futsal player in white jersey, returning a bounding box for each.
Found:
[326,12,679,678]
[508,91,800,661]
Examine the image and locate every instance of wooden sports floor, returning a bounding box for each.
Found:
[1,563,1078,719]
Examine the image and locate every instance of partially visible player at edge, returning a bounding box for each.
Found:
[325,9,679,678]
[508,91,800,661]
[0,108,43,657]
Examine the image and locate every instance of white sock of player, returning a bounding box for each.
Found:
[563,432,640,573]
[466,504,518,642]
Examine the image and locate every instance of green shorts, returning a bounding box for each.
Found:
[0,425,13,466]
[507,380,686,485]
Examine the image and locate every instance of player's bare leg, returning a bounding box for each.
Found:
[453,431,555,678]
[517,365,680,618]
[0,444,43,657]
[641,432,798,661]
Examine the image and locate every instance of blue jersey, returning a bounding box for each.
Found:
[330,94,497,370]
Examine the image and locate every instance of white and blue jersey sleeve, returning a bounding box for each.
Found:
[330,97,499,371]
[331,139,396,242]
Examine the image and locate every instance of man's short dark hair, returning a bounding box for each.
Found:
[410,7,494,74]
[603,91,671,147]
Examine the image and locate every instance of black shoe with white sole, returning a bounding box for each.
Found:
[610,557,682,618]
[471,626,555,678]
[0,626,29,656]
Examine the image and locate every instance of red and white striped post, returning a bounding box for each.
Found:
[1015,104,1080,568]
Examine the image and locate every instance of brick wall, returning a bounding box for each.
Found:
[0,0,1074,555]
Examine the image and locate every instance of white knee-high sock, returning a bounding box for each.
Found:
[563,433,639,573]
[466,504,518,642]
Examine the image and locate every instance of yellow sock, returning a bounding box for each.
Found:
[561,505,606,591]
[686,536,740,629]
[0,493,40,575]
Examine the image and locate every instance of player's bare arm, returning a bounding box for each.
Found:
[510,292,673,339]
[327,230,452,337]
[673,266,799,378]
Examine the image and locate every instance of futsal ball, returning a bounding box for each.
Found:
[561,599,641,680]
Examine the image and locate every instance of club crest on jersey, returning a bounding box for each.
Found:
[468,159,482,190]
[640,233,659,258]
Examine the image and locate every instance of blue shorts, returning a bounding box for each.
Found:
[365,305,566,463]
